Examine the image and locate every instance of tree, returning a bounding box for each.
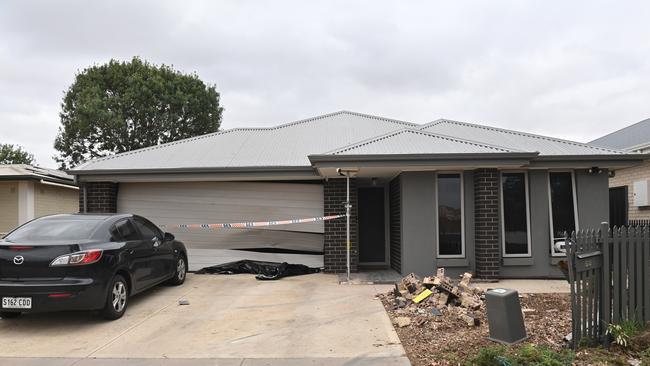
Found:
[54,57,223,169]
[0,144,35,165]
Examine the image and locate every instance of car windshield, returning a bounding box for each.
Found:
[4,217,103,243]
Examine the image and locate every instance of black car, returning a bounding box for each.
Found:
[0,214,188,320]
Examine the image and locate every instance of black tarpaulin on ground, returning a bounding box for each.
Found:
[196,260,320,280]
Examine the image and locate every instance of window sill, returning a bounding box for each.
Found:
[436,258,469,267]
[502,257,534,266]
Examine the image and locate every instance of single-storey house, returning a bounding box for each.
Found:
[70,111,647,279]
[0,164,78,236]
[591,118,650,227]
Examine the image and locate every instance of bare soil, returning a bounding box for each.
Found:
[379,291,572,365]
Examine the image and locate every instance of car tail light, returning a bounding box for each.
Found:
[8,246,33,251]
[50,249,103,267]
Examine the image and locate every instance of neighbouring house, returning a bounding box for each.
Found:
[0,164,79,236]
[591,118,650,227]
[69,111,647,279]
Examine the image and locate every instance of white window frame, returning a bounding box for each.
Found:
[500,171,532,258]
[547,170,579,257]
[435,172,465,259]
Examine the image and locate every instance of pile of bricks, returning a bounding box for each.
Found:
[386,269,485,328]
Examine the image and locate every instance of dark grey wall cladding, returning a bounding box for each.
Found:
[473,169,500,280]
[499,169,609,279]
[575,169,610,229]
[389,176,402,274]
[79,182,118,213]
[323,178,359,273]
[400,171,436,277]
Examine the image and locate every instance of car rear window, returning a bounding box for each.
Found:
[4,217,103,243]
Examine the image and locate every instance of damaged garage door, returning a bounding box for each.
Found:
[116,182,324,270]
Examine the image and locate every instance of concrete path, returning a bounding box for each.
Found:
[0,357,410,365]
[483,279,570,293]
[0,274,408,365]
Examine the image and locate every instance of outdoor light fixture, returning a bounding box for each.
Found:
[588,166,603,175]
[336,168,359,282]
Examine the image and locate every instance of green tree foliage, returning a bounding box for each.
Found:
[0,144,35,165]
[54,57,223,169]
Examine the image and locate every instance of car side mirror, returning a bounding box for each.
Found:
[164,232,175,241]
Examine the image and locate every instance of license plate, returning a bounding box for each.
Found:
[2,297,32,309]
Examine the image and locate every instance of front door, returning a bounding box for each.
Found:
[358,187,386,264]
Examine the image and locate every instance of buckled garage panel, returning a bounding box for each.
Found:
[116,182,324,270]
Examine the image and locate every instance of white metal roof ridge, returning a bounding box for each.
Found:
[420,118,627,154]
[266,110,417,130]
[72,111,416,170]
[326,128,520,155]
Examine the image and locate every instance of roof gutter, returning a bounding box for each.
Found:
[39,179,79,190]
[69,165,317,176]
[308,152,540,163]
[0,175,76,186]
[528,154,649,168]
[531,153,650,161]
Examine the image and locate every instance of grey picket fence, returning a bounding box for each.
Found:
[566,222,650,347]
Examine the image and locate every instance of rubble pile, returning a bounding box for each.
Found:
[381,268,485,328]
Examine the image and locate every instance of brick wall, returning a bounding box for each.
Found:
[474,169,500,280]
[79,182,119,213]
[323,178,358,273]
[609,161,650,220]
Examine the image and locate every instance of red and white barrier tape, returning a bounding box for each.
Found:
[159,214,345,229]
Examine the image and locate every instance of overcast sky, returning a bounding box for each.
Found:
[1,1,649,168]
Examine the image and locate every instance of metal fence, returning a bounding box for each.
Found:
[629,219,650,227]
[566,222,650,347]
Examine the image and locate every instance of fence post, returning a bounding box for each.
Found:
[601,222,611,347]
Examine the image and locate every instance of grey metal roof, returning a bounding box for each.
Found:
[420,119,624,156]
[0,164,75,185]
[73,111,416,171]
[327,129,518,155]
[72,111,631,174]
[590,118,650,151]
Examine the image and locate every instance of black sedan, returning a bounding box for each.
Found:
[0,214,187,320]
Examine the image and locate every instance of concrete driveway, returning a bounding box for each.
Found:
[0,274,408,366]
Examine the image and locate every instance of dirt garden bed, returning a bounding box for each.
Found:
[378,271,650,365]
[380,289,571,365]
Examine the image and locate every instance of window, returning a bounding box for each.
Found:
[133,217,161,241]
[113,219,140,241]
[501,172,531,257]
[548,171,578,256]
[437,173,464,257]
[5,217,102,243]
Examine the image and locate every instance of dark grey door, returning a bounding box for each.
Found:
[358,187,386,263]
[609,186,627,227]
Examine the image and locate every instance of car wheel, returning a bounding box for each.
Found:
[0,312,21,319]
[167,255,187,286]
[102,274,129,320]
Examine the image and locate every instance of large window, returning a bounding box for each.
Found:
[548,171,578,256]
[437,173,464,257]
[501,172,531,257]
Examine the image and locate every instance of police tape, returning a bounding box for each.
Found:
[158,214,345,229]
